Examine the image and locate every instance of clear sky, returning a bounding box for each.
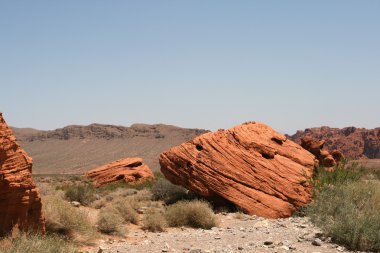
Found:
[0,1,379,134]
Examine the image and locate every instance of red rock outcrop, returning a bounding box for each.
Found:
[85,157,154,187]
[289,126,380,159]
[160,122,317,219]
[300,136,344,168]
[0,113,45,237]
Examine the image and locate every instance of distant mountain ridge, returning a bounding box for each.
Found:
[288,126,380,159]
[11,123,208,174]
[12,123,207,141]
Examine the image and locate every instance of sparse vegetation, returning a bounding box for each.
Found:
[42,194,97,242]
[143,208,167,232]
[62,183,97,206]
[151,178,188,204]
[96,206,125,235]
[311,161,365,189]
[0,234,77,253]
[306,162,380,251]
[165,200,218,229]
[111,200,139,225]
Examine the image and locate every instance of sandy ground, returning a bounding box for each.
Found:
[83,213,359,253]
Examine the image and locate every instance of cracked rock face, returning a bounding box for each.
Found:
[0,113,45,237]
[160,122,316,218]
[85,157,154,187]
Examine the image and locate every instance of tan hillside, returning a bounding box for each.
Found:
[11,123,207,174]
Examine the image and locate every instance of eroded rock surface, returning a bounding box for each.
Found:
[85,157,154,187]
[0,113,45,237]
[160,122,316,218]
[300,136,344,168]
[289,126,380,159]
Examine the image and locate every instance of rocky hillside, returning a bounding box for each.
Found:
[12,124,207,174]
[288,126,380,159]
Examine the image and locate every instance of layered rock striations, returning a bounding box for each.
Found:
[160,122,317,218]
[85,157,154,187]
[0,113,45,237]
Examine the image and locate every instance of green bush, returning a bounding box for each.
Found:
[306,162,380,251]
[306,181,380,251]
[96,207,124,234]
[143,209,167,232]
[311,161,364,190]
[165,200,218,229]
[0,234,77,253]
[62,184,97,206]
[151,179,188,204]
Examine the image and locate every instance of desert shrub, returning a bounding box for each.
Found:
[42,195,97,242]
[62,183,97,206]
[307,162,380,251]
[306,181,380,251]
[96,206,125,234]
[0,234,77,253]
[111,200,139,225]
[143,208,167,232]
[151,178,188,204]
[312,161,364,189]
[165,200,218,229]
[91,199,106,209]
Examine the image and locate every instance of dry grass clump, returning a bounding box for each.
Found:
[306,163,380,252]
[96,206,125,235]
[0,233,77,253]
[42,194,97,243]
[165,200,218,229]
[111,200,139,225]
[142,208,167,232]
[151,179,188,204]
[233,212,246,220]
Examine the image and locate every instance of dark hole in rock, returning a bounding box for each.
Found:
[261,152,274,159]
[133,173,142,179]
[196,144,203,151]
[271,137,283,145]
[126,161,143,168]
[116,175,125,180]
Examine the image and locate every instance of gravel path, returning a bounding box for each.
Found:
[86,213,358,253]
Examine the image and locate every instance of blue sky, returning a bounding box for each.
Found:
[0,1,379,133]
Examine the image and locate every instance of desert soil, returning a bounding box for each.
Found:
[85,213,354,253]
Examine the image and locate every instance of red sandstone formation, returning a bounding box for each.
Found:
[85,157,154,187]
[160,122,317,219]
[300,136,344,168]
[289,126,380,159]
[0,113,45,237]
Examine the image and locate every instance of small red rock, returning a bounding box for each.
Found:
[85,157,154,187]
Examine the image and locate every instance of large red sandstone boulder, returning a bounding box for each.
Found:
[0,113,45,237]
[85,157,154,187]
[160,122,316,218]
[300,136,344,168]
